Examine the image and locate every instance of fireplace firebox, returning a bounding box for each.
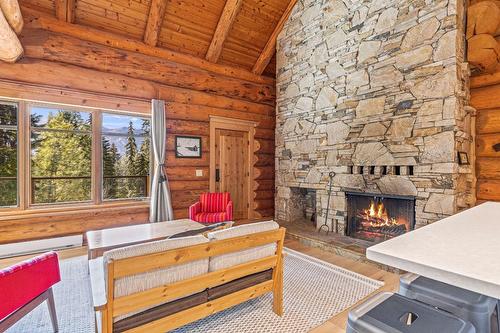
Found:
[346,192,416,243]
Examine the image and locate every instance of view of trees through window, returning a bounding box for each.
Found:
[0,102,18,207]
[102,113,150,200]
[30,107,93,204]
[0,102,151,208]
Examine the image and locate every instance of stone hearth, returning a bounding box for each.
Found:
[275,0,475,235]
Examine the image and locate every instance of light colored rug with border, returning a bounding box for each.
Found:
[7,248,383,333]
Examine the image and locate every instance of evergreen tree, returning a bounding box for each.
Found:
[135,119,150,176]
[102,137,120,199]
[125,121,137,174]
[0,104,18,206]
[31,111,92,204]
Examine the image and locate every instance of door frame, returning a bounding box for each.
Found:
[209,116,256,219]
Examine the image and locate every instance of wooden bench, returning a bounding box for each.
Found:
[89,223,285,333]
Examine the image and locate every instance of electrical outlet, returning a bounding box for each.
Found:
[195,169,203,177]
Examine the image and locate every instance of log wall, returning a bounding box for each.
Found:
[470,73,500,202]
[0,28,275,244]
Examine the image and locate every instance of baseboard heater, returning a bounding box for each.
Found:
[0,235,83,259]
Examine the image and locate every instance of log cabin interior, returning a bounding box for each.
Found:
[0,0,499,332]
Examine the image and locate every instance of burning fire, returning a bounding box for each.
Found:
[363,200,398,227]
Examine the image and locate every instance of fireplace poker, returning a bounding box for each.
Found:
[318,171,335,235]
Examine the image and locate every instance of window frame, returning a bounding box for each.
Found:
[100,111,151,202]
[0,99,151,213]
[0,100,20,209]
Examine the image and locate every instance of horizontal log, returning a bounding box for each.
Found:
[254,198,274,210]
[255,128,275,140]
[255,166,275,180]
[164,102,275,129]
[476,157,500,179]
[255,190,275,200]
[173,209,189,219]
[23,7,275,85]
[0,79,150,114]
[0,58,157,102]
[477,108,500,134]
[255,139,275,154]
[253,209,275,219]
[166,166,210,181]
[169,180,209,191]
[158,85,274,116]
[471,85,500,109]
[470,71,500,88]
[166,119,209,135]
[255,153,275,167]
[20,28,275,105]
[170,190,205,209]
[166,154,209,167]
[0,205,149,244]
[477,179,500,201]
[476,133,500,157]
[254,179,275,191]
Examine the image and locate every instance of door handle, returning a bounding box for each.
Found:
[215,169,220,182]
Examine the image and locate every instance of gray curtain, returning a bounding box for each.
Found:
[149,99,174,222]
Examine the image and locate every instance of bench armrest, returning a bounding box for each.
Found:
[88,258,107,311]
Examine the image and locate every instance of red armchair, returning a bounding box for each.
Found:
[0,251,61,332]
[189,192,233,223]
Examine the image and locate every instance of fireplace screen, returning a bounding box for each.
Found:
[346,192,415,243]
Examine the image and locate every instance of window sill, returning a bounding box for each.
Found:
[0,200,150,221]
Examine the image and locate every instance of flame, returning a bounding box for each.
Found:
[363,200,398,227]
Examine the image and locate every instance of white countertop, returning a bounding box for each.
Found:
[367,202,500,298]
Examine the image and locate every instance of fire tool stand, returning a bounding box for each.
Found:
[318,172,335,235]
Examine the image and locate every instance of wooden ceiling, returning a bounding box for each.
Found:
[19,0,297,78]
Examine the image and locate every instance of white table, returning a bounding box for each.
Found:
[367,202,500,298]
[86,219,232,259]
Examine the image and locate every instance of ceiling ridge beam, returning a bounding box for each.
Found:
[143,0,168,47]
[54,0,76,23]
[252,0,297,75]
[22,7,274,85]
[205,0,243,63]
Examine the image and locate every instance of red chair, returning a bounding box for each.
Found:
[0,251,61,332]
[189,192,233,224]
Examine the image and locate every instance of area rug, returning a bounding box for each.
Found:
[7,249,383,333]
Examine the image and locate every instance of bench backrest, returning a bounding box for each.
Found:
[101,223,286,331]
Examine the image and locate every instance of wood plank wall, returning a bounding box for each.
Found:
[0,28,275,244]
[470,74,500,202]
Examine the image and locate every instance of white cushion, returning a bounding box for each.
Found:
[102,235,209,320]
[207,221,279,272]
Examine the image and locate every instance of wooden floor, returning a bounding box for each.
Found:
[0,238,399,333]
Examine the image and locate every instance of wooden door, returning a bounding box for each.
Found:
[215,129,249,219]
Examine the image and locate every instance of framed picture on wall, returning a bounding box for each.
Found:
[175,136,202,158]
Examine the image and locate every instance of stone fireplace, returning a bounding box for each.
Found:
[275,0,475,237]
[346,192,416,242]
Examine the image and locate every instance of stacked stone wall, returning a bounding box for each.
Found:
[275,0,475,231]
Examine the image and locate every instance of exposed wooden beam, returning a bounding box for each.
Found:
[22,7,274,85]
[205,0,243,63]
[54,0,75,23]
[252,0,297,75]
[143,0,167,47]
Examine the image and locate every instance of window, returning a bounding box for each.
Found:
[0,100,150,211]
[0,102,18,208]
[30,106,92,204]
[102,113,150,200]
